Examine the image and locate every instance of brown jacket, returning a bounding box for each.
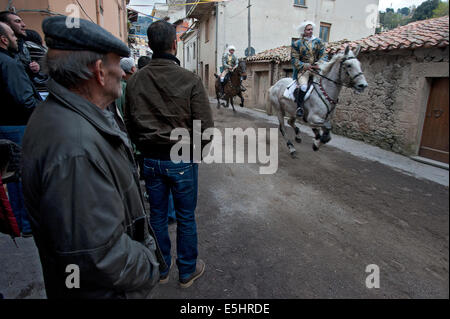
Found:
[124,56,214,160]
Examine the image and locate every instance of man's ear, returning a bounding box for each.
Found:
[172,39,177,51]
[93,59,106,86]
[0,35,8,47]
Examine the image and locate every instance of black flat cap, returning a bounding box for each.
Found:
[42,16,130,57]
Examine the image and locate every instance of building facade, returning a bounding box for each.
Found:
[187,0,379,95]
[0,0,129,43]
[182,27,198,74]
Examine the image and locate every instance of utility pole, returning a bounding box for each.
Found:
[247,0,252,56]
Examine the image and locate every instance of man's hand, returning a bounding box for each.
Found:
[29,62,40,73]
[307,64,320,71]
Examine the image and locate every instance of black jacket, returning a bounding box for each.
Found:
[22,79,166,299]
[0,47,41,125]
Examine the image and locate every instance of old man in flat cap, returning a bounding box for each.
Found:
[21,16,166,299]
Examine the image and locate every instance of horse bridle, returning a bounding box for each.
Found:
[312,56,364,89]
[309,55,364,120]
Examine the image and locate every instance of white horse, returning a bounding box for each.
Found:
[268,45,368,157]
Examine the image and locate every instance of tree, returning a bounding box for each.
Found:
[433,1,449,17]
[398,7,411,16]
[411,0,440,21]
[386,8,394,13]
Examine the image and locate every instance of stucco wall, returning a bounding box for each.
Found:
[334,46,449,156]
[198,10,217,95]
[216,0,378,63]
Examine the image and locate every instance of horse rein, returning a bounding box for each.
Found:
[309,56,364,120]
[311,56,364,89]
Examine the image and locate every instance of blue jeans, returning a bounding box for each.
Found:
[143,159,198,279]
[168,191,176,221]
[0,126,32,234]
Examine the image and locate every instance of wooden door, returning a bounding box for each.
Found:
[419,78,449,164]
[255,71,269,109]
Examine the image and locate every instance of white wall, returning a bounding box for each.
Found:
[184,32,198,74]
[216,0,379,63]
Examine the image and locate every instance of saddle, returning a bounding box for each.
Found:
[284,77,314,102]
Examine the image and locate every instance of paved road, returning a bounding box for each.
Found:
[1,105,448,299]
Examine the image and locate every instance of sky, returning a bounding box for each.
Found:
[128,0,159,15]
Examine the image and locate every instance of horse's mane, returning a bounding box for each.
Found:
[319,52,348,75]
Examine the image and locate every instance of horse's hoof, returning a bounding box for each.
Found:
[240,104,244,108]
[312,144,319,152]
[295,137,302,144]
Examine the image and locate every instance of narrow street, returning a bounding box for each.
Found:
[1,104,448,299]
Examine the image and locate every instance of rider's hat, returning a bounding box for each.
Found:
[296,21,316,36]
[227,45,236,52]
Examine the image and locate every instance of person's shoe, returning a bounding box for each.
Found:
[159,258,174,284]
[21,231,33,238]
[159,272,170,284]
[179,259,205,288]
[240,85,247,92]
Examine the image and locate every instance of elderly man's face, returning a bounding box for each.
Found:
[229,49,235,55]
[304,25,314,38]
[7,14,27,38]
[103,53,125,101]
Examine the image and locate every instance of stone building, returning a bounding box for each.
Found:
[244,16,449,165]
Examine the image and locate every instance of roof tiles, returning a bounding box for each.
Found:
[246,16,449,63]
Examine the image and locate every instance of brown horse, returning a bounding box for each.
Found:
[215,60,247,112]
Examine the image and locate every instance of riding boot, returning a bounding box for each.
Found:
[220,81,225,97]
[240,84,247,92]
[295,89,307,118]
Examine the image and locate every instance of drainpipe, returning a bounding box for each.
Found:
[215,2,219,74]
[95,0,100,24]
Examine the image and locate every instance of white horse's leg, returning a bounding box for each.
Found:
[312,125,332,152]
[287,117,302,144]
[275,100,296,157]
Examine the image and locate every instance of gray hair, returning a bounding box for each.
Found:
[42,50,107,89]
[120,57,135,74]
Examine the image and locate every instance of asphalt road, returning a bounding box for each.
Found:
[1,105,448,299]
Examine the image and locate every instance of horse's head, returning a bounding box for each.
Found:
[237,59,247,80]
[341,45,368,93]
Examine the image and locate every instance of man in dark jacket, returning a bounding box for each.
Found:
[125,20,214,288]
[21,16,166,299]
[0,21,41,237]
